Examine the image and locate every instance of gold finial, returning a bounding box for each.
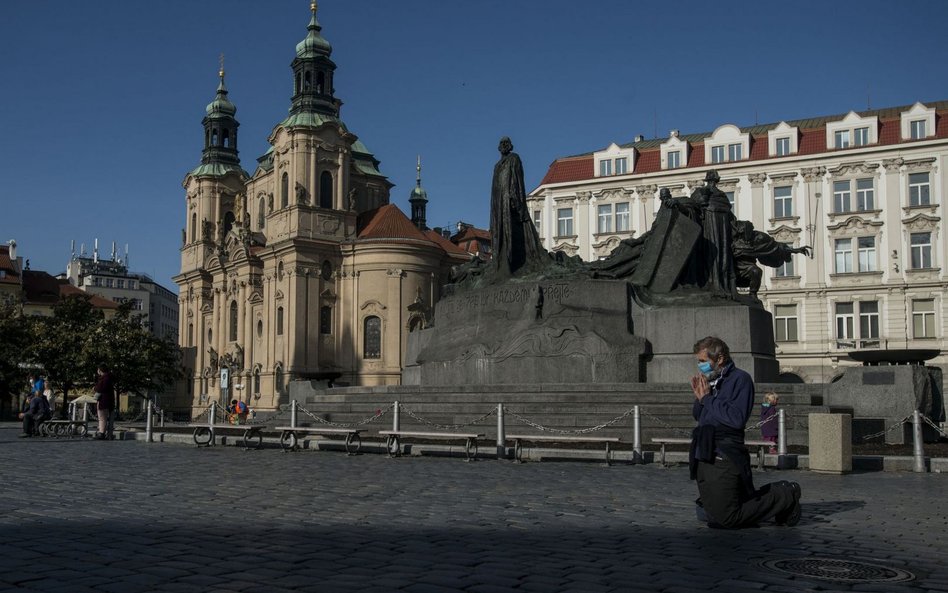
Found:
[218,53,225,80]
[311,1,317,15]
[416,155,422,184]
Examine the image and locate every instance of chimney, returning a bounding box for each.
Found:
[670,129,679,138]
[634,135,644,143]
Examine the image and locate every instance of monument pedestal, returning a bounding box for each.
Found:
[631,300,778,383]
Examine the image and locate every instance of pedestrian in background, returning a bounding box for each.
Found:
[94,364,116,440]
[760,392,779,454]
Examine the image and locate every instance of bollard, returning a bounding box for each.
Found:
[912,410,926,473]
[633,406,642,464]
[290,399,298,429]
[160,409,165,428]
[146,400,154,443]
[69,402,76,422]
[82,403,88,423]
[496,403,506,459]
[209,400,217,426]
[778,409,787,456]
[393,401,400,432]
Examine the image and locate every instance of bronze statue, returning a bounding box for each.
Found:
[732,220,811,299]
[489,137,548,279]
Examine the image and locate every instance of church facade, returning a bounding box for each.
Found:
[174,6,467,412]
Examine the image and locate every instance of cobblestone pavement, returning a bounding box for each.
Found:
[1,425,946,593]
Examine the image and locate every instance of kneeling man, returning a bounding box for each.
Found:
[689,336,801,528]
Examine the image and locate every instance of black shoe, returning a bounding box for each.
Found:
[775,481,802,526]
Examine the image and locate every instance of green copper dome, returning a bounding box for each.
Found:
[296,12,332,58]
[206,79,236,117]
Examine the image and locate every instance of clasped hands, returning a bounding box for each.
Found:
[690,374,710,401]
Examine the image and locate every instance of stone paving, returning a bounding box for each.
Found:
[1,424,946,593]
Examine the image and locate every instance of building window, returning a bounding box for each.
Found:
[857,237,876,272]
[614,158,628,175]
[320,306,332,335]
[597,204,612,234]
[775,137,791,157]
[258,196,266,230]
[775,259,794,277]
[835,302,855,340]
[910,119,927,140]
[188,323,193,347]
[321,261,333,282]
[912,299,935,338]
[833,180,851,213]
[229,301,238,341]
[859,301,879,339]
[774,304,798,342]
[556,208,573,237]
[533,210,541,234]
[281,172,289,208]
[615,203,630,232]
[599,160,612,176]
[276,306,284,336]
[910,232,932,269]
[363,316,381,359]
[834,130,850,149]
[909,172,931,206]
[856,178,874,211]
[835,238,853,273]
[853,127,869,146]
[257,320,263,338]
[319,171,333,209]
[774,186,792,218]
[725,191,735,208]
[191,213,197,242]
[727,143,742,161]
[667,150,681,169]
[711,145,725,164]
[253,370,260,395]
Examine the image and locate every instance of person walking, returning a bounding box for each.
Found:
[689,336,801,528]
[93,364,116,440]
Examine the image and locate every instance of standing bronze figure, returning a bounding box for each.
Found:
[490,137,547,279]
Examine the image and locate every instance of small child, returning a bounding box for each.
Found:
[760,392,779,453]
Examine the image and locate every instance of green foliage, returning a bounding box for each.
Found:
[0,300,31,398]
[28,294,103,397]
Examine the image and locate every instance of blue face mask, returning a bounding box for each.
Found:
[762,402,771,408]
[697,361,714,376]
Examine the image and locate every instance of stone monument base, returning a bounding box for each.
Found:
[630,298,779,383]
[405,279,650,386]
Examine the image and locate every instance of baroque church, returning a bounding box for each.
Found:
[174,4,469,412]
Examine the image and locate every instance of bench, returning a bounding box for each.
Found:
[38,420,88,438]
[188,424,264,450]
[378,430,483,461]
[274,426,363,455]
[651,437,773,470]
[506,434,620,465]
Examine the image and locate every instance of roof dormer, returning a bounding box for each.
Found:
[704,124,749,165]
[767,121,799,157]
[660,131,689,170]
[594,143,636,177]
[900,102,936,141]
[826,111,878,149]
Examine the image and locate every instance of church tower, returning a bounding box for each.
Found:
[409,156,428,230]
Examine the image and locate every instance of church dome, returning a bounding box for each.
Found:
[296,9,332,58]
[206,80,236,116]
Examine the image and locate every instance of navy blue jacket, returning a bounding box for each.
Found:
[691,362,754,430]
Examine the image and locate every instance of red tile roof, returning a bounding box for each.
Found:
[423,230,470,257]
[357,204,468,259]
[22,271,118,309]
[536,102,948,187]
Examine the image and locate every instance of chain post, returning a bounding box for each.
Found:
[393,400,400,432]
[291,399,298,429]
[82,403,88,422]
[778,409,787,456]
[496,403,506,459]
[209,401,217,426]
[160,408,165,428]
[633,405,642,464]
[146,400,154,443]
[69,402,75,421]
[912,410,926,473]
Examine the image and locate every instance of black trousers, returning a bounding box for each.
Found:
[23,412,45,435]
[696,456,795,528]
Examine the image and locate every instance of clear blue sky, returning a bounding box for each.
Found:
[2,0,946,292]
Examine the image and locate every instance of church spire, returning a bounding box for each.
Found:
[289,1,338,117]
[198,56,241,172]
[409,155,428,230]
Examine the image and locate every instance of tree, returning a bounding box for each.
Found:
[28,295,103,417]
[0,300,31,417]
[91,302,182,407]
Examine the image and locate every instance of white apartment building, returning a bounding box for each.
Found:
[528,101,948,383]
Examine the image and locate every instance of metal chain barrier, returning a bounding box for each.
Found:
[922,414,948,438]
[505,406,634,435]
[400,405,496,431]
[861,416,910,441]
[750,412,781,430]
[640,409,692,438]
[189,403,214,423]
[296,403,393,428]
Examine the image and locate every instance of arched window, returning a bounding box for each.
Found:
[253,369,260,395]
[276,306,284,336]
[320,306,332,335]
[303,71,311,91]
[205,130,210,148]
[211,129,218,145]
[229,301,238,342]
[363,316,381,359]
[316,71,325,94]
[190,213,197,242]
[223,211,235,237]
[281,172,289,208]
[319,171,333,209]
[222,130,230,148]
[257,196,266,230]
[207,328,213,343]
[277,261,284,281]
[295,73,301,94]
[321,260,332,282]
[188,323,194,346]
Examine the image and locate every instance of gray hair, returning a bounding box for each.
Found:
[693,336,730,362]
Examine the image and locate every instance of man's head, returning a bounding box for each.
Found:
[659,187,672,201]
[693,336,731,379]
[704,169,720,185]
[231,399,238,405]
[97,364,109,376]
[498,136,513,155]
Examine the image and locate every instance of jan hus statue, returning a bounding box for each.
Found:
[490,137,548,279]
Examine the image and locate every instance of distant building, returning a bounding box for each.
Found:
[529,100,948,383]
[22,270,118,317]
[64,242,179,339]
[0,241,23,305]
[174,5,468,412]
[450,223,491,259]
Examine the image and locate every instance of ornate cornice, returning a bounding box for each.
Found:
[901,213,940,232]
[827,161,880,178]
[748,173,767,187]
[826,215,884,237]
[800,166,825,182]
[882,157,904,172]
